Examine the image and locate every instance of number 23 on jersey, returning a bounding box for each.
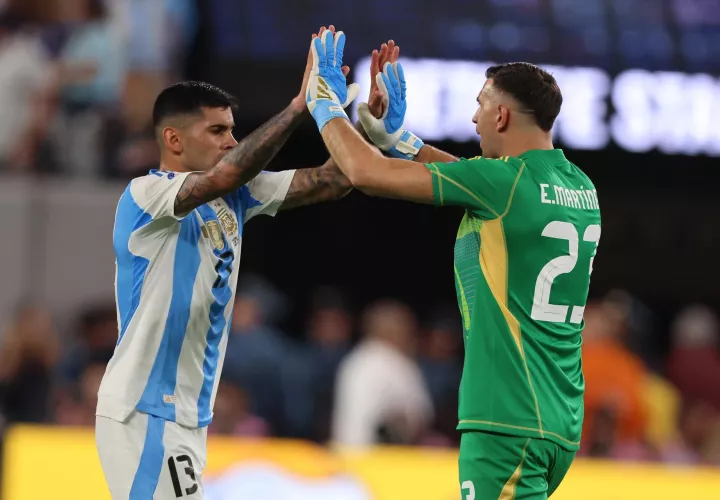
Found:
[531,221,601,325]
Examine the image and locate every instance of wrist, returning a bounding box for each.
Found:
[310,99,349,132]
[388,130,424,161]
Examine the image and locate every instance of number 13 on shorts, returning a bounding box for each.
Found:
[461,480,476,500]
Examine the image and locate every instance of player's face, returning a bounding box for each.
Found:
[182,107,238,171]
[472,80,500,158]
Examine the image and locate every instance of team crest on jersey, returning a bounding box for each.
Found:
[216,208,238,236]
[205,221,225,250]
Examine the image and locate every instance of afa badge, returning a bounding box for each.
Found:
[203,221,225,250]
[216,208,238,236]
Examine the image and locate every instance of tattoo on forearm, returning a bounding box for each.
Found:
[174,173,217,215]
[175,106,305,215]
[280,162,353,210]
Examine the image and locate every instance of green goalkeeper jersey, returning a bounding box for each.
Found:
[426,149,601,451]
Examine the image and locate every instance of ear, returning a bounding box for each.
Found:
[162,127,183,155]
[496,104,510,132]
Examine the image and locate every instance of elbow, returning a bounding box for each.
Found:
[346,167,367,191]
[350,171,383,197]
[344,159,380,196]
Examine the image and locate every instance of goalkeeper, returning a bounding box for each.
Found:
[307,30,601,499]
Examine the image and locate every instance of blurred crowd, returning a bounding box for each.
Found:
[0,0,719,472]
[0,273,719,467]
[0,0,195,178]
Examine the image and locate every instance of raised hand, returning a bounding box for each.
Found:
[367,40,400,119]
[306,28,360,131]
[357,56,424,160]
[295,26,351,110]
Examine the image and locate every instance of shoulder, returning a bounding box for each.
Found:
[464,155,526,173]
[467,155,524,165]
[568,162,596,187]
[462,156,527,183]
[128,170,188,196]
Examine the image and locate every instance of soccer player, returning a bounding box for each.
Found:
[95,27,358,499]
[306,31,601,499]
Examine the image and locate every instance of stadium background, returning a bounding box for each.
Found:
[0,0,718,498]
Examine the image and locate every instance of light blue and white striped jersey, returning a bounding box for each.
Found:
[97,168,295,428]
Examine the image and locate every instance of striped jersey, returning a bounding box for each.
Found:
[97,168,295,428]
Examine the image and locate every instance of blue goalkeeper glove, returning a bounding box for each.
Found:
[306,30,360,132]
[356,61,424,161]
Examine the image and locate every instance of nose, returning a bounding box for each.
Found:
[226,136,238,149]
[472,111,479,124]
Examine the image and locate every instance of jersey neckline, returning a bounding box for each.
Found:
[517,148,566,161]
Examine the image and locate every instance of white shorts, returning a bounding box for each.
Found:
[96,410,208,499]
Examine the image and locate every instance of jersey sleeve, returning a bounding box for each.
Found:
[239,170,296,222]
[425,156,525,219]
[128,171,193,220]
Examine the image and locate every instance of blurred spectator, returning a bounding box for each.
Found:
[331,299,433,448]
[604,289,663,373]
[208,381,269,438]
[417,306,463,447]
[0,301,59,424]
[58,303,118,385]
[54,359,105,426]
[222,275,288,434]
[282,287,353,441]
[119,0,197,136]
[51,0,126,177]
[0,9,57,173]
[642,371,682,454]
[667,304,720,410]
[666,399,718,465]
[581,300,649,455]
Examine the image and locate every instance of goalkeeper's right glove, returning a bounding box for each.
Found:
[357,61,424,161]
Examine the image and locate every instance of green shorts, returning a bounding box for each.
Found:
[458,431,576,500]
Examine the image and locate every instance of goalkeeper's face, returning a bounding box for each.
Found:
[472,80,504,159]
[181,106,238,171]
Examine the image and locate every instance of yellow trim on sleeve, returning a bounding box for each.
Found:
[428,163,444,205]
[500,162,526,218]
[429,169,501,218]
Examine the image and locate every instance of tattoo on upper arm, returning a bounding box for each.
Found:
[280,163,353,210]
[174,105,305,215]
[174,173,216,216]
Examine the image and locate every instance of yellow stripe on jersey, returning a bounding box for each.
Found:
[454,265,472,333]
[478,219,522,355]
[478,218,545,437]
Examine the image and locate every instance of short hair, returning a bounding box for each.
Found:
[485,63,562,132]
[152,81,238,131]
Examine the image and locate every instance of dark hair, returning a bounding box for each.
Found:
[485,62,562,132]
[87,0,107,20]
[152,81,238,131]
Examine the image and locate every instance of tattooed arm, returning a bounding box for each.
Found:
[276,122,378,211]
[174,102,305,216]
[278,122,382,211]
[279,158,353,211]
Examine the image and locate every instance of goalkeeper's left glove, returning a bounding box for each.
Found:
[356,61,424,161]
[306,30,360,132]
